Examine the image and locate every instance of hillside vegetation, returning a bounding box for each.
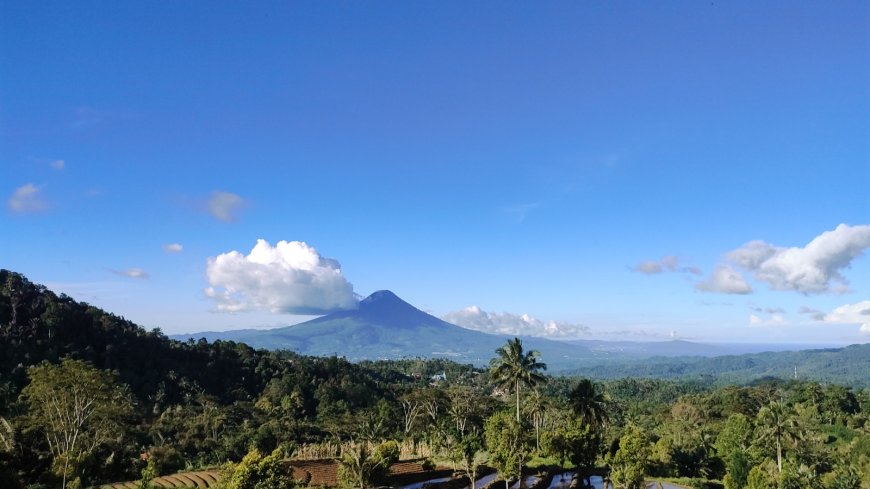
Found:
[1,270,868,489]
[566,343,870,388]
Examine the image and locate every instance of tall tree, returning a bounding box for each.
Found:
[489,338,547,424]
[568,379,610,430]
[19,359,133,489]
[489,338,546,488]
[525,389,547,452]
[756,399,801,473]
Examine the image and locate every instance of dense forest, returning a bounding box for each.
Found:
[565,345,870,388]
[1,270,868,489]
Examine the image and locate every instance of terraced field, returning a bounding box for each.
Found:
[97,459,451,488]
[99,470,222,488]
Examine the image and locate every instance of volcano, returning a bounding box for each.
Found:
[175,290,598,367]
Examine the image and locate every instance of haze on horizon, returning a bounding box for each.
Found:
[2,2,869,345]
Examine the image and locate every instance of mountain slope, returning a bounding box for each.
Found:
[174,290,603,369]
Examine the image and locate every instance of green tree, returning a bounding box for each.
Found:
[216,448,293,489]
[453,432,487,489]
[338,441,399,489]
[569,379,610,430]
[19,359,133,489]
[745,460,777,489]
[138,458,157,489]
[489,338,547,424]
[716,413,753,488]
[756,400,801,473]
[524,389,547,452]
[489,338,546,488]
[543,418,600,480]
[484,411,523,489]
[608,423,650,489]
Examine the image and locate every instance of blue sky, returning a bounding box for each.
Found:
[2,1,869,344]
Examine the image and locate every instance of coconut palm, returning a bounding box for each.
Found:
[525,389,548,452]
[756,399,802,473]
[489,338,546,488]
[490,337,548,423]
[569,378,610,430]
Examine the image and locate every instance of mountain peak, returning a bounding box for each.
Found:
[361,290,402,304]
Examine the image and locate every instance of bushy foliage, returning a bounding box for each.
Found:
[337,441,398,489]
[215,448,293,489]
[608,423,650,489]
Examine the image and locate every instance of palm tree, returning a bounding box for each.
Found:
[756,399,802,473]
[490,338,548,424]
[569,379,610,430]
[489,338,547,489]
[525,389,548,452]
[0,416,13,453]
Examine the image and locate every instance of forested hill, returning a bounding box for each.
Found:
[0,270,440,418]
[566,343,870,388]
[0,270,476,485]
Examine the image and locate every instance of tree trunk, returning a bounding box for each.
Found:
[776,439,782,472]
[516,379,523,489]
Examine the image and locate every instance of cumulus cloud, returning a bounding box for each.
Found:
[50,160,65,170]
[112,268,149,279]
[162,243,183,253]
[632,255,701,275]
[823,300,870,335]
[695,265,753,294]
[7,183,48,213]
[208,191,245,222]
[726,224,870,294]
[205,239,357,314]
[443,305,589,338]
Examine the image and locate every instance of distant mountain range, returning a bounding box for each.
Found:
[174,290,607,370]
[173,290,847,373]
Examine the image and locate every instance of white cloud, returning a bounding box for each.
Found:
[443,305,589,338]
[50,159,65,170]
[695,265,753,294]
[726,224,870,294]
[208,191,245,222]
[162,243,183,253]
[7,183,48,213]
[749,314,788,327]
[205,239,357,314]
[112,268,149,279]
[823,300,870,335]
[632,255,702,276]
